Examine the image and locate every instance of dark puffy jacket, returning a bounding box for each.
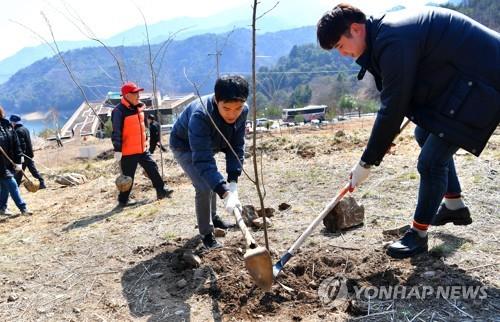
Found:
[13,124,34,157]
[169,94,248,196]
[111,98,147,156]
[356,7,500,165]
[0,118,23,178]
[149,120,160,145]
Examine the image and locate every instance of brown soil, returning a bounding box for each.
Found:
[1,117,499,321]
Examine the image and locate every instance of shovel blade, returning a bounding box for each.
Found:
[244,246,273,291]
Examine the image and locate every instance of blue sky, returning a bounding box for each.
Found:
[0,0,448,61]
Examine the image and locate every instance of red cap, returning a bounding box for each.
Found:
[121,82,144,96]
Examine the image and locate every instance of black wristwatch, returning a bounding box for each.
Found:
[359,160,372,169]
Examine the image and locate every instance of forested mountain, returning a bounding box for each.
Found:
[1,0,497,118]
[0,27,316,115]
[254,0,500,118]
[442,0,499,31]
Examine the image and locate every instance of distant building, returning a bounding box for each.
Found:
[60,92,196,137]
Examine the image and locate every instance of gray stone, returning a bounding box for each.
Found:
[182,251,201,268]
[7,293,18,302]
[193,268,206,280]
[335,130,345,137]
[323,196,364,232]
[176,279,188,288]
[242,205,258,225]
[251,217,272,229]
[213,228,226,237]
[423,271,436,278]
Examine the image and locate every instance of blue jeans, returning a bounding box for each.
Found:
[172,149,217,236]
[0,177,27,211]
[414,127,461,224]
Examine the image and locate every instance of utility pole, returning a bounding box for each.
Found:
[208,39,222,78]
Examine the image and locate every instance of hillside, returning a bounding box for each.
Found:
[0,0,333,84]
[0,120,498,320]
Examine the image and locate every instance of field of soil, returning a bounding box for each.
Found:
[1,117,499,321]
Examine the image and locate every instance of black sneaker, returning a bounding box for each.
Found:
[21,209,34,216]
[118,198,137,207]
[212,215,234,229]
[202,232,223,249]
[157,187,173,200]
[432,204,472,226]
[39,181,47,189]
[386,229,428,259]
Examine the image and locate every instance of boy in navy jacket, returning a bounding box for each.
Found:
[170,75,249,249]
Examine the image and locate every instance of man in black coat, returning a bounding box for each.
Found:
[0,107,32,216]
[147,114,166,154]
[10,114,46,189]
[317,4,499,258]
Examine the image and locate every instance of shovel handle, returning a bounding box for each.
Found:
[289,183,349,256]
[0,147,31,182]
[233,207,257,249]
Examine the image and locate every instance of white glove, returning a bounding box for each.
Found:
[14,164,22,172]
[20,156,24,163]
[224,191,242,213]
[114,152,122,162]
[349,162,371,192]
[228,181,237,193]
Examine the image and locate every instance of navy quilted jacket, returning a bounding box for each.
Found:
[357,7,500,165]
[170,94,248,196]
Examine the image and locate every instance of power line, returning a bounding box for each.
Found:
[222,69,359,75]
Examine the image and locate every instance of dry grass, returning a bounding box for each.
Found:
[0,117,498,321]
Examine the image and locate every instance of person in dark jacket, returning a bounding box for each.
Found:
[10,114,46,189]
[0,107,32,216]
[317,4,499,258]
[170,75,249,249]
[147,114,166,154]
[111,82,173,207]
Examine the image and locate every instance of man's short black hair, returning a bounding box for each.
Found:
[214,75,249,102]
[147,114,155,120]
[317,3,366,50]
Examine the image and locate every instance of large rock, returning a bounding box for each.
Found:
[251,217,273,229]
[55,173,87,186]
[242,205,274,228]
[323,197,364,232]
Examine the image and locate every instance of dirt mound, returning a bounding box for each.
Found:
[120,235,500,321]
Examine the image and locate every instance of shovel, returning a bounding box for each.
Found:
[273,118,412,278]
[0,147,39,193]
[273,183,350,277]
[233,207,273,291]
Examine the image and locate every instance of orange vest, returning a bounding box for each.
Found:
[121,98,146,156]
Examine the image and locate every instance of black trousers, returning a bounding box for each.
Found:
[15,158,44,185]
[119,152,164,203]
[148,139,166,154]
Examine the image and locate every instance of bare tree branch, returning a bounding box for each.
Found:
[52,0,126,83]
[256,1,280,20]
[12,15,105,128]
[251,0,271,250]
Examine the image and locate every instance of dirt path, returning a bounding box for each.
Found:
[1,119,498,321]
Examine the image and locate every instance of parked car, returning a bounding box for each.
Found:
[255,118,268,127]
